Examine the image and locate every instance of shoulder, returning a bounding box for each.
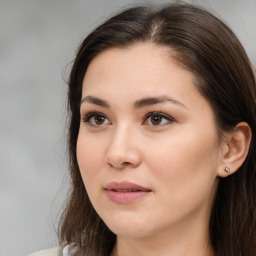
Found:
[27,247,61,256]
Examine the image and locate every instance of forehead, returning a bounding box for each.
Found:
[82,43,196,97]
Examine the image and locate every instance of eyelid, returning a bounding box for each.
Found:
[81,111,111,126]
[143,111,174,125]
[81,111,174,127]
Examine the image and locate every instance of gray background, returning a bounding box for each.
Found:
[0,0,255,256]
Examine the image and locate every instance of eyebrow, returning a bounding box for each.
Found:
[133,96,187,109]
[80,95,110,108]
[80,95,187,110]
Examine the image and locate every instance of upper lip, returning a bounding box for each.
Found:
[104,181,151,192]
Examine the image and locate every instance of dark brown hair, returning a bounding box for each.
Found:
[58,3,256,256]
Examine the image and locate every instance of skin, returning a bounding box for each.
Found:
[76,43,229,256]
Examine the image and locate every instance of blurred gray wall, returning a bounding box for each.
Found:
[0,0,255,255]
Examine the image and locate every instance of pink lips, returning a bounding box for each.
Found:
[104,181,152,204]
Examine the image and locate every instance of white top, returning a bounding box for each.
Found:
[27,245,70,256]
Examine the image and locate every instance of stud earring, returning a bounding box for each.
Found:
[225,167,231,173]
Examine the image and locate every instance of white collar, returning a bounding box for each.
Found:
[62,245,70,256]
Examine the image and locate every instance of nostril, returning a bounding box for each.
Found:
[107,161,132,169]
[105,144,141,169]
[107,162,114,168]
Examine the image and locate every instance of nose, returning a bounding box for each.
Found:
[105,125,141,170]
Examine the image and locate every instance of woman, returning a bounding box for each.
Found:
[29,3,256,256]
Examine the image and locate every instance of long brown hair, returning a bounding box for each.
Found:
[58,3,256,256]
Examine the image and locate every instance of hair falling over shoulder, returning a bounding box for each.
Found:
[58,3,256,256]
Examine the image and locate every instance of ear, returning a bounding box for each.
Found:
[217,122,252,178]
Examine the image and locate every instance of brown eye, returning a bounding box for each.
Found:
[94,115,106,125]
[150,115,163,125]
[143,112,174,126]
[82,112,111,126]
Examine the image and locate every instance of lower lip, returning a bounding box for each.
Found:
[105,190,151,204]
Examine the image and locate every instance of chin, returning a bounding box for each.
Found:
[103,217,156,239]
[110,227,151,239]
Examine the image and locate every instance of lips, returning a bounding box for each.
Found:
[104,181,152,204]
[105,181,151,192]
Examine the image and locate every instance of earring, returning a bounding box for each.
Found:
[225,167,231,173]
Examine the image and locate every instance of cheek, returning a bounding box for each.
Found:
[144,128,219,199]
[76,133,105,186]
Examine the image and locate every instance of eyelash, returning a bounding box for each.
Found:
[81,112,110,126]
[144,111,174,126]
[81,111,174,127]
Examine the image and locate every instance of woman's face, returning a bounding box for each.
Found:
[77,44,225,239]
